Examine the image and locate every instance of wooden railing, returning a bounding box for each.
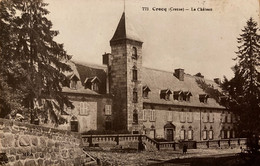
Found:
[81,134,247,151]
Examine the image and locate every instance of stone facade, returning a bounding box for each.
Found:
[58,93,112,133]
[0,118,93,166]
[142,104,235,141]
[109,13,144,133]
[48,12,235,142]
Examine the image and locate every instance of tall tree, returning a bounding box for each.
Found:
[222,18,260,140]
[0,0,73,123]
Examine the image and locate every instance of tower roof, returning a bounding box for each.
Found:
[110,12,142,43]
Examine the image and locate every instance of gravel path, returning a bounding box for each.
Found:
[88,148,241,165]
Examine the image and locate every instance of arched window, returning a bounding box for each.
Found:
[180,125,185,140]
[133,110,138,124]
[132,47,137,59]
[203,126,207,140]
[188,126,193,140]
[209,126,213,140]
[133,88,138,103]
[132,66,137,81]
[221,127,226,139]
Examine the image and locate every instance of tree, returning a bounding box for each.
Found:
[0,0,73,123]
[222,18,260,152]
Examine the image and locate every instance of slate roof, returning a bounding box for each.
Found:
[75,62,107,94]
[142,67,225,109]
[110,12,142,43]
[62,61,107,95]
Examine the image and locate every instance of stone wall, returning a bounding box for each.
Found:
[0,118,91,166]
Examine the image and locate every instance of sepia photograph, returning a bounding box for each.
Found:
[0,0,259,165]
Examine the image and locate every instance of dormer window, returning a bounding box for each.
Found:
[173,91,184,101]
[132,47,137,59]
[183,91,192,102]
[199,94,209,103]
[142,86,151,98]
[69,74,80,89]
[132,66,137,81]
[84,76,101,92]
[160,89,172,100]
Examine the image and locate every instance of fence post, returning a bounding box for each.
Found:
[115,135,119,145]
[88,135,93,147]
[228,139,231,147]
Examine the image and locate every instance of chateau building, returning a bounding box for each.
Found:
[58,12,235,141]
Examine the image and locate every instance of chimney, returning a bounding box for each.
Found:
[194,72,204,78]
[174,68,184,81]
[102,52,110,65]
[214,78,221,85]
[102,52,111,94]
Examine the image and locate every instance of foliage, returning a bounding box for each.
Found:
[195,78,224,106]
[0,0,73,123]
[222,18,260,152]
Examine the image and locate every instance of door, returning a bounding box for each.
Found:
[166,129,174,141]
[71,121,78,132]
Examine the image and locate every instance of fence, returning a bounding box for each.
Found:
[81,134,247,151]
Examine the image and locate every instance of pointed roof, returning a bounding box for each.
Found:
[110,12,142,43]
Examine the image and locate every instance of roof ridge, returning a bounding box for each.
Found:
[143,66,216,82]
[73,60,107,70]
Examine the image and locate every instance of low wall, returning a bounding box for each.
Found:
[82,134,247,152]
[0,118,91,166]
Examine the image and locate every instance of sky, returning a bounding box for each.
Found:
[45,0,259,80]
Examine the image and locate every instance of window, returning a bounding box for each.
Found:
[132,67,137,81]
[133,89,138,103]
[150,110,155,121]
[221,127,226,139]
[202,111,209,123]
[91,82,99,92]
[227,112,232,123]
[187,110,193,123]
[80,102,89,115]
[209,130,213,140]
[183,91,192,102]
[71,80,77,89]
[209,111,214,123]
[181,130,185,140]
[173,91,183,101]
[221,112,226,123]
[167,111,173,122]
[199,94,209,103]
[203,130,207,140]
[180,110,186,123]
[132,47,137,59]
[160,89,172,100]
[232,130,235,138]
[142,86,151,98]
[143,110,147,121]
[188,127,193,140]
[143,91,148,98]
[227,130,230,139]
[165,93,170,100]
[105,105,112,115]
[133,110,138,124]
